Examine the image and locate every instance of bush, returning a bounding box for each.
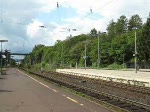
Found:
[41,61,46,67]
[27,64,31,69]
[107,62,125,69]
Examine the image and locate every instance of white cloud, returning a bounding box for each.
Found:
[26,19,68,46]
[62,0,150,33]
[35,0,57,13]
[1,0,150,58]
[27,20,43,38]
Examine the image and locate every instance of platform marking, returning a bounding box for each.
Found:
[17,70,58,93]
[17,69,108,112]
[67,97,78,103]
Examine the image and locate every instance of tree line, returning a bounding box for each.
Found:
[23,13,150,69]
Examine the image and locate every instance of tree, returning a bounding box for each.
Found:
[70,42,84,67]
[128,14,142,31]
[115,15,128,34]
[89,39,98,66]
[138,14,150,63]
[22,13,150,69]
[32,44,45,63]
[107,19,116,39]
[110,34,130,64]
[90,28,98,38]
[23,55,31,64]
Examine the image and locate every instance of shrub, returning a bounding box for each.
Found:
[107,62,125,69]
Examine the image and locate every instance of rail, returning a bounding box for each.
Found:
[20,68,150,112]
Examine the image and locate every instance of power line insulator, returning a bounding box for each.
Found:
[90,8,92,13]
[57,2,59,8]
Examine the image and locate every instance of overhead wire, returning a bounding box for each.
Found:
[0,0,116,30]
[90,7,93,14]
[0,0,29,27]
[67,0,117,29]
[56,1,72,36]
[55,0,149,31]
[89,6,96,31]
[56,1,62,24]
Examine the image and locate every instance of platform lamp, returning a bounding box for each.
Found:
[0,40,8,75]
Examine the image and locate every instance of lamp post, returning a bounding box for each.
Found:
[127,22,138,73]
[130,26,138,73]
[98,33,100,68]
[97,32,106,68]
[85,41,87,69]
[134,31,137,73]
[61,43,64,68]
[123,54,125,68]
[0,40,8,75]
[5,49,11,68]
[84,40,89,69]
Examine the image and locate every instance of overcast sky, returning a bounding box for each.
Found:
[0,0,150,59]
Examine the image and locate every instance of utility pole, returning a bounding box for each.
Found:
[85,41,87,69]
[123,54,125,68]
[4,49,10,68]
[98,34,100,68]
[135,31,137,73]
[97,32,106,68]
[127,23,138,73]
[61,43,64,68]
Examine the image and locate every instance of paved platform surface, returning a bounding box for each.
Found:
[57,69,150,87]
[0,68,112,112]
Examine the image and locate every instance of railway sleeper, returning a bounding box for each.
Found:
[21,68,150,112]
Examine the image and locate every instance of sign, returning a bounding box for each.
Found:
[83,56,88,59]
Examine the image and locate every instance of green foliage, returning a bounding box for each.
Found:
[23,13,150,69]
[41,61,46,67]
[107,19,116,39]
[11,59,16,66]
[115,15,128,34]
[70,42,84,66]
[128,14,142,31]
[32,44,45,63]
[27,64,31,69]
[90,28,98,38]
[138,15,150,63]
[107,62,125,69]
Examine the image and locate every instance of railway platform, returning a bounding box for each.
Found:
[56,69,150,87]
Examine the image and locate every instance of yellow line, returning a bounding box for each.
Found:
[66,97,93,111]
[66,97,78,103]
[17,69,58,93]
[64,95,83,105]
[17,69,97,112]
[80,104,84,106]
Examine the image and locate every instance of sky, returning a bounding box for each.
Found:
[0,0,150,59]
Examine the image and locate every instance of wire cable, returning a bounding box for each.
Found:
[57,1,62,24]
[67,0,116,29]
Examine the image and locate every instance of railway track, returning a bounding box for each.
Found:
[20,68,150,112]
[51,79,150,112]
